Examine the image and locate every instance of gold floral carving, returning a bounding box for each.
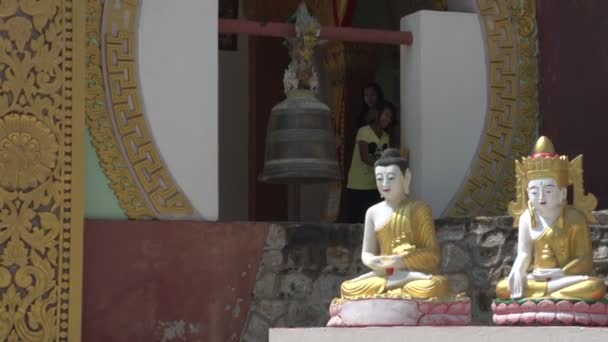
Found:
[445,0,539,217]
[85,0,195,219]
[0,114,59,190]
[0,0,85,341]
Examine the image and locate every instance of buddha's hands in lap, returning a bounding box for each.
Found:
[365,255,406,274]
[530,268,564,281]
[390,270,432,281]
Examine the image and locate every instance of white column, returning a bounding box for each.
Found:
[400,11,487,217]
[139,0,218,220]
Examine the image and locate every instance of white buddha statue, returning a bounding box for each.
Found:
[339,148,451,300]
[496,136,606,300]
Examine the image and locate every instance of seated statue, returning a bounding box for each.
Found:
[496,136,606,301]
[340,148,451,300]
[328,149,470,327]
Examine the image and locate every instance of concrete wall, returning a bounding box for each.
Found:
[83,220,268,341]
[138,0,218,220]
[400,11,487,217]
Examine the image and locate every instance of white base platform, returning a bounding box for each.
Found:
[270,327,608,342]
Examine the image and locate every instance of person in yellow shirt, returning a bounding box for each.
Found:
[346,101,395,223]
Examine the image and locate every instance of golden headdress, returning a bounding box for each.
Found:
[508,136,597,226]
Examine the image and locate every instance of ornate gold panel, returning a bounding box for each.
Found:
[85,0,196,219]
[446,0,539,217]
[0,0,85,340]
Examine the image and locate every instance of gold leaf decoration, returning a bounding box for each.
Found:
[0,0,84,340]
[445,0,539,217]
[0,114,59,191]
[85,0,196,219]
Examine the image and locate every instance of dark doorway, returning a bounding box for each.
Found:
[538,0,608,210]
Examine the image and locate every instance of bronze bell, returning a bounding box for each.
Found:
[259,89,340,184]
[259,3,340,184]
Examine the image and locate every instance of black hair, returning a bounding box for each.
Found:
[374,148,409,172]
[357,82,385,128]
[361,82,385,112]
[376,101,396,119]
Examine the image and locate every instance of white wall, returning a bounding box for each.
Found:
[138,0,218,220]
[218,33,249,221]
[400,11,487,217]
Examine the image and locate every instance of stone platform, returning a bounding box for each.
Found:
[270,327,608,342]
[492,299,608,326]
[327,298,471,327]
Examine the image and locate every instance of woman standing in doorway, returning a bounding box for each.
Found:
[356,82,385,130]
[346,101,396,223]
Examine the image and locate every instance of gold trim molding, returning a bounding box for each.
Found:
[445,0,539,217]
[0,0,85,340]
[86,0,195,219]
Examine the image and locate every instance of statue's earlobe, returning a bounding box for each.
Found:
[404,169,412,195]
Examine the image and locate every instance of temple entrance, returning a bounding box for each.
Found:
[238,0,443,222]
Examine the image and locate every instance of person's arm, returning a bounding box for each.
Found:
[355,127,374,166]
[357,141,373,166]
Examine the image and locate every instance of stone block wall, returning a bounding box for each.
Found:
[240,211,608,341]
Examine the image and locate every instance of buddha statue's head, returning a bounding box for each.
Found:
[522,136,569,218]
[374,148,410,203]
[509,136,597,226]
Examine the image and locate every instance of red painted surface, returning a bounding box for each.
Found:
[219,18,413,46]
[83,220,268,341]
[537,0,608,209]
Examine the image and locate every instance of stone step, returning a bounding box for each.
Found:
[270,326,608,342]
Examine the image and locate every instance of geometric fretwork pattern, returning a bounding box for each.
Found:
[86,0,195,219]
[445,0,539,217]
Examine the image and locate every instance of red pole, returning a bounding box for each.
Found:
[219,18,413,46]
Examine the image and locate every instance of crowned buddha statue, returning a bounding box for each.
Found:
[327,148,471,327]
[493,136,607,325]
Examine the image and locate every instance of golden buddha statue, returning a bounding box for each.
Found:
[496,136,606,300]
[339,148,451,300]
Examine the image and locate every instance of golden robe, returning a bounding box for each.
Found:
[496,206,606,300]
[340,200,450,300]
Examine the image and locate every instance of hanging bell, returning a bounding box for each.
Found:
[259,89,340,184]
[259,3,340,184]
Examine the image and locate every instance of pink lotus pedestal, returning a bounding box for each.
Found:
[326,298,471,327]
[492,299,608,326]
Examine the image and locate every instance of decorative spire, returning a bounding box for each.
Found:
[532,135,557,158]
[282,2,321,94]
[522,136,569,186]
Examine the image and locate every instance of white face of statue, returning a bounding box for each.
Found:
[375,165,411,203]
[527,178,566,217]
